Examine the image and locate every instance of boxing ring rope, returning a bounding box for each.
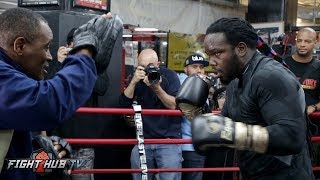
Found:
[67,107,320,174]
[72,167,241,174]
[76,107,220,116]
[77,107,320,118]
[66,137,320,145]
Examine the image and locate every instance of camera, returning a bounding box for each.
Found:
[205,76,225,91]
[144,63,160,85]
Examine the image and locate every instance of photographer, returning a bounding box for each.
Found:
[119,49,182,180]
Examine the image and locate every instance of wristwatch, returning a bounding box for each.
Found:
[312,104,318,112]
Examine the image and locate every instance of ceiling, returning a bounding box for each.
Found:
[0,0,318,8]
[0,0,317,11]
[298,0,320,7]
[0,0,319,24]
[297,0,320,25]
[0,0,317,9]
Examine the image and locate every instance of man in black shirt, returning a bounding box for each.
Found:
[284,27,320,178]
[176,17,314,179]
[284,27,320,115]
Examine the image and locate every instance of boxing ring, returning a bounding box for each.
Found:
[65,107,320,174]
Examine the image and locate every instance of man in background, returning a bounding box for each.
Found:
[284,27,320,178]
[46,28,77,79]
[284,28,320,116]
[180,54,208,180]
[46,13,123,180]
[119,49,182,180]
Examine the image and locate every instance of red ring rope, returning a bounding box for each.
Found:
[72,167,240,174]
[69,107,320,174]
[76,107,220,116]
[65,137,320,145]
[76,107,320,118]
[72,167,320,174]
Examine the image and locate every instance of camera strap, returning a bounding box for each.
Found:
[132,104,148,180]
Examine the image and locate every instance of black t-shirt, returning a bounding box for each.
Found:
[284,56,320,105]
[119,66,182,138]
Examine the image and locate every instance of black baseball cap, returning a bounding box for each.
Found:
[184,54,209,67]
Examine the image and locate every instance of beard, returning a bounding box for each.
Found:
[297,51,311,58]
[220,52,241,85]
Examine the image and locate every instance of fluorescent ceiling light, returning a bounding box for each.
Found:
[134,28,159,32]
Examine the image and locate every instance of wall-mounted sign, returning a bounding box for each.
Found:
[19,0,60,6]
[73,0,109,11]
[252,21,284,45]
[167,32,212,72]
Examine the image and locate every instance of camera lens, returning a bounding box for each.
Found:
[148,71,160,84]
[144,63,160,85]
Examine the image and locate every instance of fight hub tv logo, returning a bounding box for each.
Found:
[6,150,87,173]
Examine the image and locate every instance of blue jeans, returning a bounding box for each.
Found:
[182,151,205,180]
[131,144,182,180]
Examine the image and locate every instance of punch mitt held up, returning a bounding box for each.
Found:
[69,14,123,75]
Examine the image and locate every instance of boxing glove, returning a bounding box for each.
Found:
[32,135,72,159]
[176,74,210,120]
[33,135,59,158]
[95,15,123,75]
[192,113,269,154]
[69,16,100,57]
[32,135,72,176]
[70,15,123,74]
[50,136,72,158]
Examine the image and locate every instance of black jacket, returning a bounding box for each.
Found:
[221,52,314,179]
